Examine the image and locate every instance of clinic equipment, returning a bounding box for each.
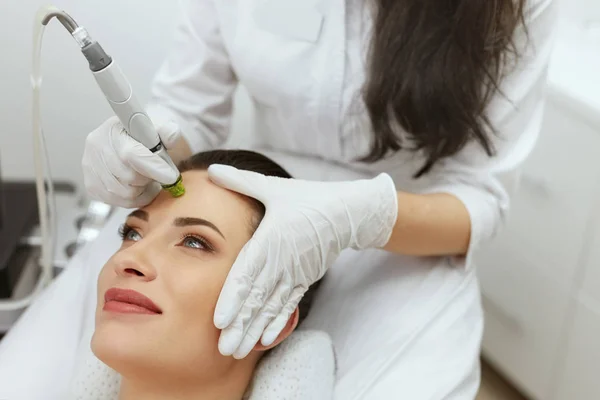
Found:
[40,9,185,198]
[0,8,56,312]
[0,180,39,300]
[0,6,183,314]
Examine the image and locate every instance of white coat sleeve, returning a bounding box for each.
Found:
[147,0,237,153]
[422,0,558,267]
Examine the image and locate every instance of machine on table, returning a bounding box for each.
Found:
[0,166,113,333]
[0,182,39,300]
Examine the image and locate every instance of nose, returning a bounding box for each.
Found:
[112,245,158,281]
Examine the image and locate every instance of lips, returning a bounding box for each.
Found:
[103,288,162,315]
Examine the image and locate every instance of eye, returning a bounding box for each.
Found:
[180,235,213,252]
[126,230,142,242]
[118,224,142,242]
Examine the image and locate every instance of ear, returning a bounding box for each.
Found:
[254,308,299,352]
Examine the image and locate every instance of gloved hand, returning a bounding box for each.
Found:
[208,164,398,358]
[82,115,182,208]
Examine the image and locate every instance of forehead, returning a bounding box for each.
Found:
[143,170,255,242]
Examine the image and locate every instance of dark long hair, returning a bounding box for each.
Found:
[178,149,320,326]
[363,0,527,177]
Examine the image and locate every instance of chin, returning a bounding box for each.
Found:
[91,321,152,375]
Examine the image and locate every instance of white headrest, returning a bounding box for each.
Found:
[246,330,335,399]
[69,330,334,400]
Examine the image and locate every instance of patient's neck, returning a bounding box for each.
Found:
[118,357,258,400]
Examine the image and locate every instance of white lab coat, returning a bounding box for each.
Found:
[146,0,557,398]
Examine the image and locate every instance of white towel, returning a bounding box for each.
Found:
[69,330,335,400]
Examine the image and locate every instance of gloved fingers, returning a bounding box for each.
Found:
[83,126,116,200]
[87,163,159,209]
[86,175,157,209]
[100,135,154,186]
[208,164,267,202]
[86,185,130,209]
[216,231,282,355]
[213,264,254,331]
[218,312,244,356]
[98,152,150,200]
[129,182,162,208]
[214,228,270,329]
[231,278,291,359]
[217,283,272,356]
[82,145,138,203]
[126,172,155,188]
[126,148,179,186]
[155,120,182,149]
[231,312,275,360]
[218,285,269,357]
[82,116,172,208]
[261,286,305,346]
[111,127,179,186]
[108,148,154,188]
[146,111,182,149]
[82,148,102,198]
[216,269,278,355]
[84,185,107,205]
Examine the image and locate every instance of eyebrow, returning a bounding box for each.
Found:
[127,210,225,239]
[127,209,148,221]
[174,217,225,239]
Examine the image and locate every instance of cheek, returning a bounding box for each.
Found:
[164,257,233,345]
[95,264,112,312]
[93,264,115,349]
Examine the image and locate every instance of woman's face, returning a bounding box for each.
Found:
[92,170,260,383]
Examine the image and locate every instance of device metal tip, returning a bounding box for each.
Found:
[162,175,185,197]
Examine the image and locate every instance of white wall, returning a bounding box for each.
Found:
[560,0,600,25]
[0,0,179,190]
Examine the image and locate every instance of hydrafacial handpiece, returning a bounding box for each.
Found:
[41,12,185,197]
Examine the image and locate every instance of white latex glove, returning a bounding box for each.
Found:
[208,164,398,358]
[82,115,182,208]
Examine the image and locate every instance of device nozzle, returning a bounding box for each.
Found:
[162,175,185,197]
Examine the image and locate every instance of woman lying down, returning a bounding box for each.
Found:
[81,150,334,399]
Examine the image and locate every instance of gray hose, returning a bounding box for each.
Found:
[39,9,109,71]
[41,10,79,33]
